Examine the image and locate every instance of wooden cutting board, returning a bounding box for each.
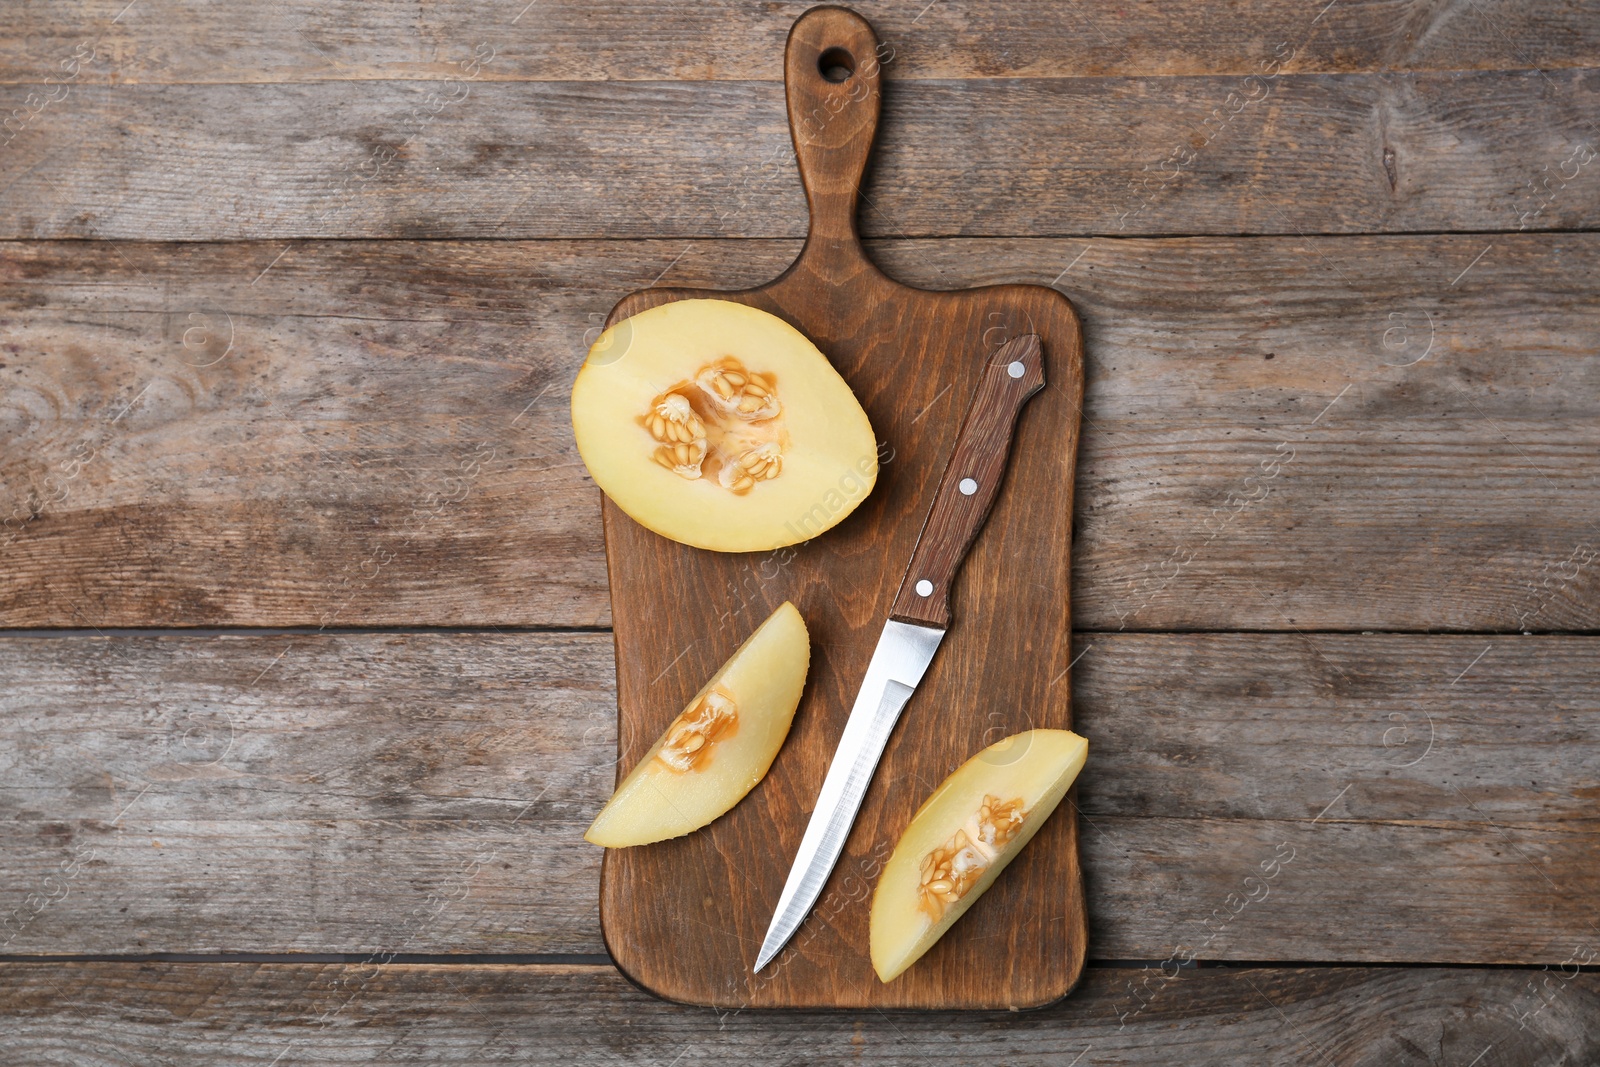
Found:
[596,5,1085,1010]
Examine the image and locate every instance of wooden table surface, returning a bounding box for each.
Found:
[2,1,1597,1062]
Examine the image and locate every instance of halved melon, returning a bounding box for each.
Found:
[571,299,878,552]
[869,729,1088,982]
[585,602,809,847]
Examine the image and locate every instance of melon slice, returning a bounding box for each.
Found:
[585,602,809,847]
[869,729,1088,982]
[571,299,878,552]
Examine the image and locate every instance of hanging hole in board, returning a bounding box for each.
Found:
[818,47,855,83]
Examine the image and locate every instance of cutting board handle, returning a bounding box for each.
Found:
[784,6,884,268]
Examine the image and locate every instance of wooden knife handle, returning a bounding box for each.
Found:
[889,334,1046,629]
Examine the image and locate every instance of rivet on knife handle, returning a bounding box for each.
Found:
[889,333,1045,629]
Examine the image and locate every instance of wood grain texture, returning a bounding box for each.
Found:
[4,0,1596,83]
[1,962,1596,1066]
[595,6,1085,1009]
[1,632,1594,963]
[3,234,1595,632]
[0,0,1587,1041]
[0,633,612,957]
[1,69,1597,240]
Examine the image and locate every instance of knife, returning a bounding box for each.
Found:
[754,332,1046,973]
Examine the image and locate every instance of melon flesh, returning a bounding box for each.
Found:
[585,602,809,847]
[870,729,1088,982]
[571,299,878,552]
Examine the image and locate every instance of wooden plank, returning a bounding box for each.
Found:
[2,962,1596,1064]
[0,238,612,630]
[0,633,612,956]
[4,234,1596,632]
[2,69,1597,240]
[4,0,1595,83]
[2,633,1595,963]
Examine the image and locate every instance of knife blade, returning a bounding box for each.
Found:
[754,332,1046,973]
